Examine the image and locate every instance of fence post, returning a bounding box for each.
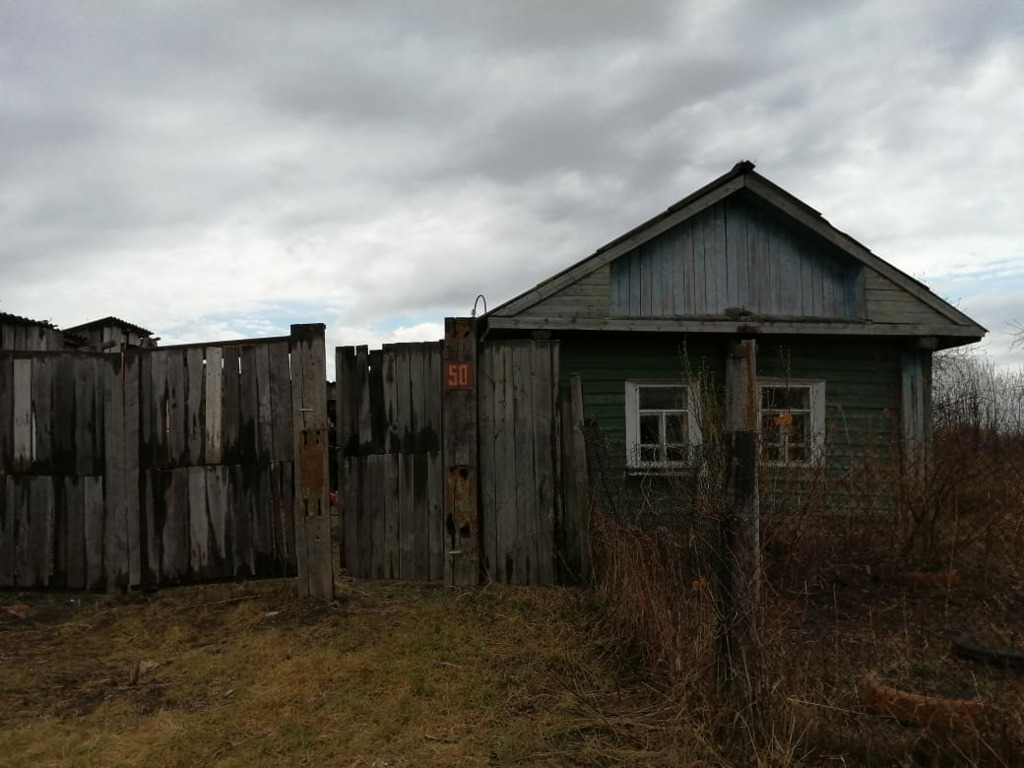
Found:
[442,317,479,586]
[290,324,334,600]
[719,338,761,695]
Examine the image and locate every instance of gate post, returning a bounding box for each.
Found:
[442,317,479,586]
[290,324,334,600]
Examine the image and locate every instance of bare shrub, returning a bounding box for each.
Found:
[583,349,1024,765]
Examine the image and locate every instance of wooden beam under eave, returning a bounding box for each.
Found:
[484,315,985,340]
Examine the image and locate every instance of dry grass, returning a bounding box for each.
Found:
[0,578,678,767]
[587,413,1024,767]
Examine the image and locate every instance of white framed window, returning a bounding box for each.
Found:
[625,381,702,470]
[756,379,825,464]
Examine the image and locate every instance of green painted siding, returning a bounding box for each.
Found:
[558,334,725,468]
[559,333,902,513]
[756,340,900,465]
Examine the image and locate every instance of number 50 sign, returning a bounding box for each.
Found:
[444,361,474,390]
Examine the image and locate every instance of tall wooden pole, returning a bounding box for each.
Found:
[719,338,761,692]
[290,324,334,600]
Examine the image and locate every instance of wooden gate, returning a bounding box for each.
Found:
[336,342,444,580]
[335,332,581,586]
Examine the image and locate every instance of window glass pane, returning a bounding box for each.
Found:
[639,386,685,410]
[762,386,809,410]
[665,445,687,462]
[789,413,810,443]
[763,442,783,461]
[639,414,660,444]
[665,412,688,443]
[639,446,659,462]
[760,412,781,440]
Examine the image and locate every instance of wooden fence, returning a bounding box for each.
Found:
[0,325,331,593]
[336,324,589,586]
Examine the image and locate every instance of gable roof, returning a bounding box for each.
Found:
[63,316,154,337]
[486,162,985,347]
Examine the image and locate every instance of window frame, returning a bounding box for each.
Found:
[755,378,826,466]
[624,380,702,471]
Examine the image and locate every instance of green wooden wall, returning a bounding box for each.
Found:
[558,333,903,513]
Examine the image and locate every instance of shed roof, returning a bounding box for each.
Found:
[0,311,57,329]
[486,162,986,347]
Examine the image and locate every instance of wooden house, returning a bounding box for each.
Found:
[0,312,65,351]
[62,316,159,353]
[482,162,986,507]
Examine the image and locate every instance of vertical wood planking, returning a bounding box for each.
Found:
[166,350,187,466]
[188,465,209,579]
[395,346,412,453]
[477,346,497,581]
[382,349,399,454]
[494,345,517,584]
[142,469,162,584]
[426,451,443,581]
[124,352,142,586]
[52,356,77,476]
[30,357,52,473]
[383,452,400,579]
[680,227,695,314]
[725,200,746,309]
[163,468,190,582]
[149,351,168,467]
[337,347,358,575]
[0,477,12,586]
[0,355,13,472]
[269,340,293,463]
[511,343,538,585]
[255,464,278,574]
[22,477,53,586]
[710,206,728,314]
[84,475,104,588]
[206,464,230,578]
[74,357,99,476]
[342,456,362,575]
[64,476,86,588]
[367,455,384,579]
[640,245,653,316]
[370,350,390,454]
[627,252,641,315]
[239,345,259,465]
[531,342,557,586]
[231,464,254,577]
[423,344,443,581]
[204,347,224,464]
[255,344,274,464]
[103,354,128,590]
[221,346,241,464]
[186,347,205,465]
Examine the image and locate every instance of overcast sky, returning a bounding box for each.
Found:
[3,1,1022,370]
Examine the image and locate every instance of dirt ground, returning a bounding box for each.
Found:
[1,571,1023,767]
